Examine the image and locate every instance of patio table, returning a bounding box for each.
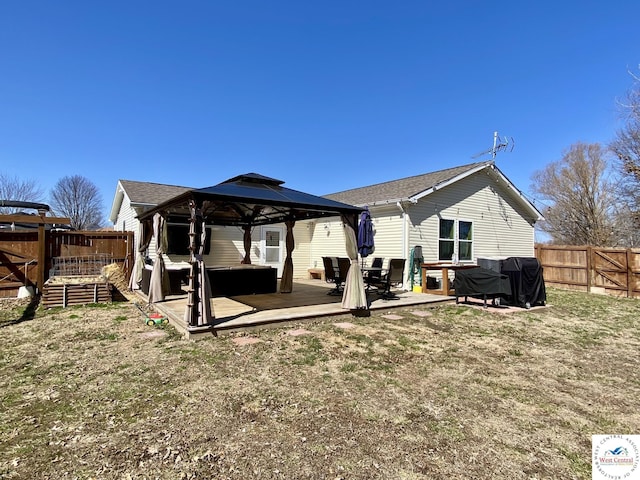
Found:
[420,263,478,295]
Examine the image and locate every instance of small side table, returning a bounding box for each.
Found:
[421,263,478,295]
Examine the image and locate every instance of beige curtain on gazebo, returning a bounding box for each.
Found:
[128,218,153,291]
[279,219,295,293]
[148,213,169,303]
[341,217,368,310]
[184,201,213,327]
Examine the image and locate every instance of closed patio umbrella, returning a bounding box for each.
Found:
[357,208,374,258]
[342,220,368,310]
[148,213,169,303]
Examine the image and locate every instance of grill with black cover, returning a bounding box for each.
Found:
[453,266,512,307]
[500,257,546,308]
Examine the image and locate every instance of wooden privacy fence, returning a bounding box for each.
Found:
[0,230,134,298]
[535,244,640,298]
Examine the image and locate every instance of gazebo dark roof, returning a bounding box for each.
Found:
[138,173,362,226]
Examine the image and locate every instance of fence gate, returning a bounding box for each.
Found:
[535,245,640,298]
[591,248,635,297]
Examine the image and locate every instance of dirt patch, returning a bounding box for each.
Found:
[1,288,640,479]
[138,330,168,339]
[333,321,356,329]
[286,328,312,336]
[232,336,262,346]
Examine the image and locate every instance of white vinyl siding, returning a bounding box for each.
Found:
[308,217,348,271]
[365,205,405,272]
[408,172,535,264]
[114,194,139,235]
[291,222,312,278]
[307,210,407,277]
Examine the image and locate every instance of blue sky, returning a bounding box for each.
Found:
[1,1,639,226]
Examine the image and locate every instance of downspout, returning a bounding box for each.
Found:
[396,201,409,289]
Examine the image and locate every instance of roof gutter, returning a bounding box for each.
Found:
[361,197,416,208]
[109,186,125,224]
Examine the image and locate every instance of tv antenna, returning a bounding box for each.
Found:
[472,131,515,159]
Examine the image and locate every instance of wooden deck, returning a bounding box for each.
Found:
[143,278,454,339]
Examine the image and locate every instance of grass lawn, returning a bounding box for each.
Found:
[1,288,639,479]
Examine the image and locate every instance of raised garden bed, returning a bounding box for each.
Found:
[42,275,113,308]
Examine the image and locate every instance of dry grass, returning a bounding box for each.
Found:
[1,288,639,479]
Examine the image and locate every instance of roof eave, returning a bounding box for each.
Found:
[488,164,545,222]
[410,162,492,203]
[406,162,544,223]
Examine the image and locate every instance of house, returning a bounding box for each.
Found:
[109,161,542,290]
[315,160,543,287]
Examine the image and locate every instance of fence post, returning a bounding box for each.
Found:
[586,246,592,293]
[37,223,46,293]
[627,248,633,298]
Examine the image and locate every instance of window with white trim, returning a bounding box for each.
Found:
[438,218,473,262]
[458,220,473,261]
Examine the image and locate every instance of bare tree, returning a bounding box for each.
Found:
[531,142,619,246]
[0,173,45,214]
[609,67,640,244]
[49,175,104,230]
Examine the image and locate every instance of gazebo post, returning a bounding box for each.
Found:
[184,199,213,328]
[241,225,252,264]
[279,218,295,293]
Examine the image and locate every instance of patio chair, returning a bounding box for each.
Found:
[323,256,342,295]
[364,257,384,291]
[337,257,351,286]
[377,258,406,300]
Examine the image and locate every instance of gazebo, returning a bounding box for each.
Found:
[131,173,368,332]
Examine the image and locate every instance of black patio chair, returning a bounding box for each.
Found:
[337,257,351,286]
[364,257,384,291]
[323,256,342,295]
[377,258,406,300]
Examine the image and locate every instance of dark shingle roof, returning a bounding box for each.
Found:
[119,179,192,205]
[324,161,491,206]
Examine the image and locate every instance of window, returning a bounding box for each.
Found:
[438,219,455,262]
[264,229,280,263]
[438,219,473,262]
[166,225,211,255]
[458,221,473,261]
